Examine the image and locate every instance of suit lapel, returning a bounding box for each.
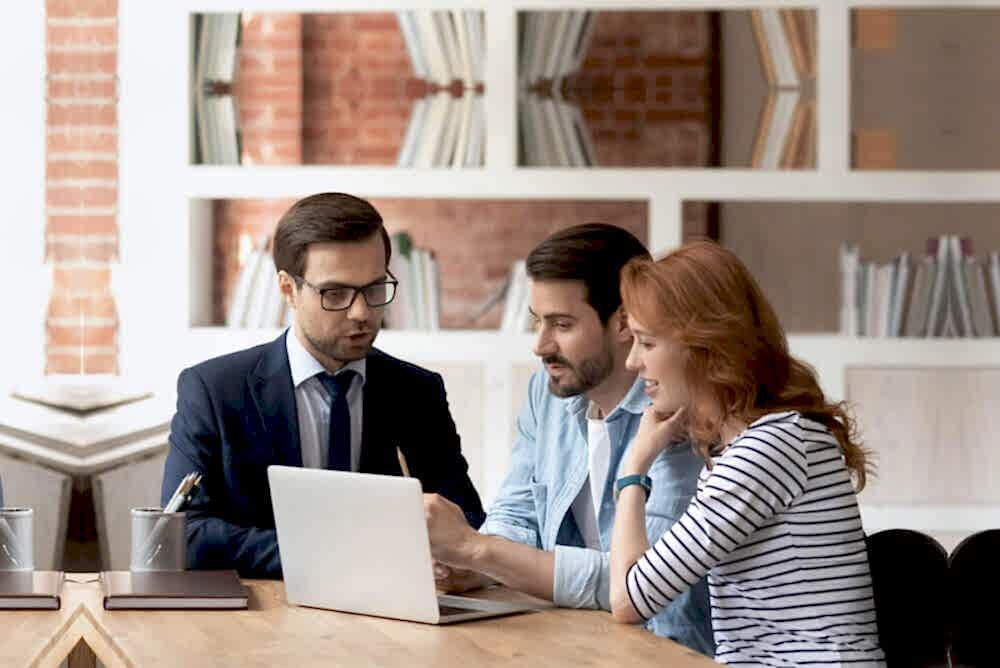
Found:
[249,332,303,468]
[359,349,397,474]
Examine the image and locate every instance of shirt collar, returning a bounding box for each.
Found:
[563,375,649,420]
[285,328,368,389]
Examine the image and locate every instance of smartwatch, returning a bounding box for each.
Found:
[614,474,653,502]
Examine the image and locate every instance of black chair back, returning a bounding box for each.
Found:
[949,529,1000,668]
[866,529,949,668]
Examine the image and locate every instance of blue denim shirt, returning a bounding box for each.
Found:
[481,370,715,656]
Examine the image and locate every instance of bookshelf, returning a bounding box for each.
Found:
[115,0,1000,540]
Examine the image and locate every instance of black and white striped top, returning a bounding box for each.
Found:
[626,411,885,667]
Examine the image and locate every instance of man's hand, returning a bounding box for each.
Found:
[424,493,481,568]
[433,562,491,594]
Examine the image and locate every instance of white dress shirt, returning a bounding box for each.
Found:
[285,330,366,471]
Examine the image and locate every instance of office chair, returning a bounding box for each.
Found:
[866,529,949,668]
[949,529,1000,668]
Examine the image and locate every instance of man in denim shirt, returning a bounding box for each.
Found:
[424,224,713,655]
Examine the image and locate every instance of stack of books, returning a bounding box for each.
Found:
[749,9,816,169]
[840,236,1000,338]
[385,232,440,330]
[396,10,486,168]
[192,13,242,165]
[518,11,597,167]
[226,235,292,329]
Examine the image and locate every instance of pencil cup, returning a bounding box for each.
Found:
[0,507,33,572]
[131,507,186,572]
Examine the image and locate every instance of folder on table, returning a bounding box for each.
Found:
[100,570,248,610]
[0,571,63,610]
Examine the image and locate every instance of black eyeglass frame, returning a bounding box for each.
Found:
[291,270,399,312]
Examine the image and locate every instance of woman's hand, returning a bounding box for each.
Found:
[623,406,687,475]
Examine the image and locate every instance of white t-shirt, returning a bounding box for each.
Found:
[571,403,611,550]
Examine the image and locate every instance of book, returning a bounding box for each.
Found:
[888,252,912,337]
[464,95,485,167]
[753,90,800,169]
[101,570,248,610]
[415,11,451,87]
[452,10,475,88]
[397,97,428,167]
[397,11,429,80]
[925,236,951,337]
[426,250,441,331]
[904,254,935,337]
[839,243,860,336]
[990,253,1000,335]
[863,261,877,337]
[226,239,268,328]
[967,259,995,337]
[752,9,800,88]
[949,236,974,337]
[0,571,63,610]
[872,261,894,338]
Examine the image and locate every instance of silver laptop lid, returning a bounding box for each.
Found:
[268,466,441,623]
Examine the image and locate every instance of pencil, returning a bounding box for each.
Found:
[396,447,411,478]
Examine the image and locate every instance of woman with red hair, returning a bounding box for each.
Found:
[609,241,885,666]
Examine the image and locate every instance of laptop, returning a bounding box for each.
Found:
[268,465,537,624]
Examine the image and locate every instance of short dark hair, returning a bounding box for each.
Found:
[272,192,391,278]
[526,223,650,323]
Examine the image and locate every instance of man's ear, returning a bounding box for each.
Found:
[278,270,298,308]
[612,306,632,343]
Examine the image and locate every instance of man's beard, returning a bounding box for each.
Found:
[543,347,615,398]
[302,326,377,364]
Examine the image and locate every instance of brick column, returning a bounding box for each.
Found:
[44,0,119,374]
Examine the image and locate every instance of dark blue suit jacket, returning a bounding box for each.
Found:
[161,332,485,578]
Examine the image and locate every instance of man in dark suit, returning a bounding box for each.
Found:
[161,192,485,578]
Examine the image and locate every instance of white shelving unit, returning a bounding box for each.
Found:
[115,0,1000,528]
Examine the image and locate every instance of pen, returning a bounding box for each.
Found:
[396,447,411,478]
[0,511,27,569]
[138,473,202,566]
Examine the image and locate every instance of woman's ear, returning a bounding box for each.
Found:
[613,306,633,343]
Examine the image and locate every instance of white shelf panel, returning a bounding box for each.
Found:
[182,168,1000,201]
[181,329,1000,369]
[789,335,1000,401]
[180,0,1000,11]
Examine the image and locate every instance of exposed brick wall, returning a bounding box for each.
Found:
[301,14,418,165]
[212,198,648,329]
[45,0,119,374]
[566,11,715,167]
[233,14,303,165]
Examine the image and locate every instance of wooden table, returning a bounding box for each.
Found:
[11,576,719,667]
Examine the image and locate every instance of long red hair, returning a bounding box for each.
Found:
[620,241,871,490]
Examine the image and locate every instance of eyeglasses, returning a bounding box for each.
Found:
[293,272,398,311]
